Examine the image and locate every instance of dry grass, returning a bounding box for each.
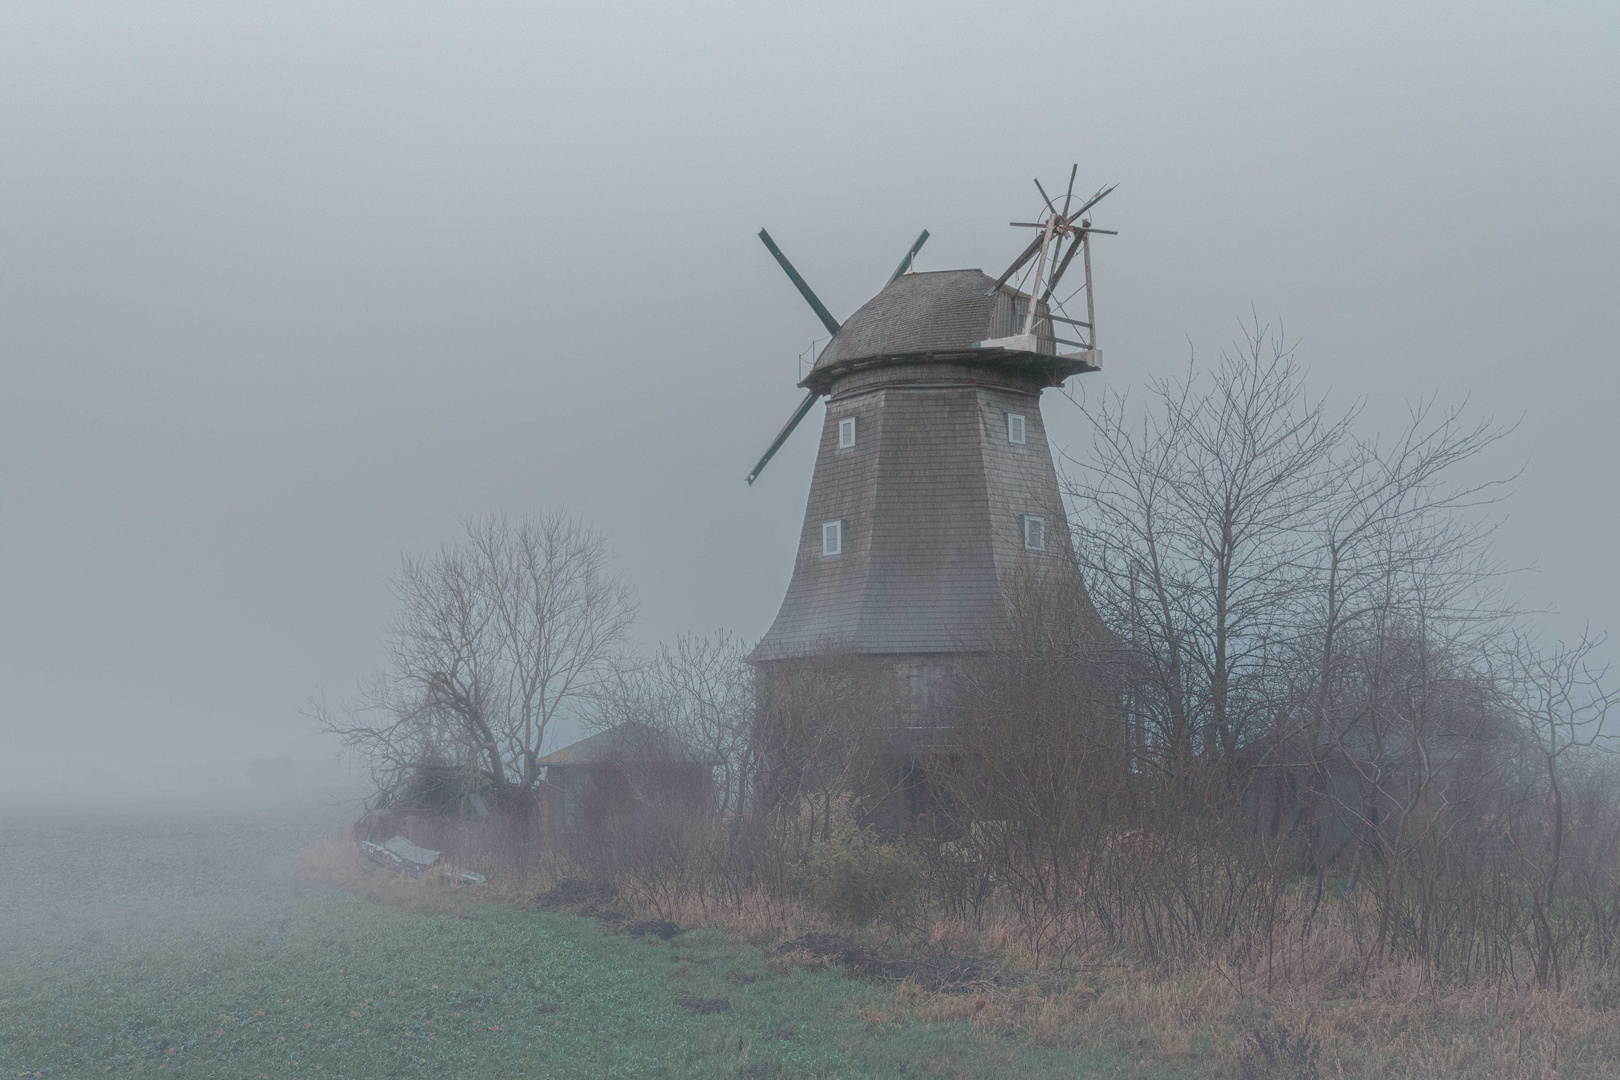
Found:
[662,884,1620,1080]
[879,905,1620,1080]
[294,834,1620,1078]
[663,887,825,947]
[904,961,1620,1079]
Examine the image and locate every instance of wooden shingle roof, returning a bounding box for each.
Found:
[811,269,1049,366]
[535,723,716,767]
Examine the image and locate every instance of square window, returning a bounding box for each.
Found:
[1006,413,1027,444]
[1022,514,1046,552]
[838,416,857,449]
[822,520,843,556]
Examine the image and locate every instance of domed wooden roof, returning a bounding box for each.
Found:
[814,269,1046,367]
[801,269,1097,393]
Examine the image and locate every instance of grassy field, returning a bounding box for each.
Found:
[0,804,1186,1079]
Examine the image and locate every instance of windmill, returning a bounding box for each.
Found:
[745,169,1115,677]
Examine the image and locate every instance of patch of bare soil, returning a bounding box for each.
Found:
[776,933,989,993]
[530,878,618,911]
[526,878,686,938]
[674,995,731,1014]
[625,918,682,939]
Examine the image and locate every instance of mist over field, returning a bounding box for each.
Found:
[4,5,1620,1078]
[1,1,1615,795]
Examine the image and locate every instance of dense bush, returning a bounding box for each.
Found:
[803,822,925,925]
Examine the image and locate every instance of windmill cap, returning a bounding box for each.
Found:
[803,269,1094,391]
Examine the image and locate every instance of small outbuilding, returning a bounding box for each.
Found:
[536,723,717,835]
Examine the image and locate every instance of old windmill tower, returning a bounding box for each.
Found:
[747,169,1115,715]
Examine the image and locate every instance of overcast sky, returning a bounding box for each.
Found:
[2,1,1615,781]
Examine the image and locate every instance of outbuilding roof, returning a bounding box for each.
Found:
[535,723,716,767]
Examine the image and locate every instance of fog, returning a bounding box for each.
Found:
[2,1,1615,794]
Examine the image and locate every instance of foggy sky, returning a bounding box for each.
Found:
[2,1,1616,782]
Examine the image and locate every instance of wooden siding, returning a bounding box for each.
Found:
[753,363,1076,660]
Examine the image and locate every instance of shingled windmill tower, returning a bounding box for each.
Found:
[747,169,1115,714]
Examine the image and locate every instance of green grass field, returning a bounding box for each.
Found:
[0,804,1185,1079]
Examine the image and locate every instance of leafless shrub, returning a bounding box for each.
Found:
[573,781,718,919]
[752,651,902,837]
[1045,321,1620,987]
[1239,1018,1321,1080]
[1497,630,1617,987]
[307,511,637,847]
[931,566,1127,962]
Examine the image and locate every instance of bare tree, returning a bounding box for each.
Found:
[309,511,637,818]
[1051,317,1596,981]
[1069,320,1350,800]
[621,632,755,819]
[1501,630,1617,988]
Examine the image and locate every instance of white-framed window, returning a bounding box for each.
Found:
[822,520,843,556]
[908,663,949,708]
[1006,413,1027,444]
[1022,514,1046,552]
[838,416,857,449]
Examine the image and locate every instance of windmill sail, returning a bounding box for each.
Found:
[746,391,820,486]
[745,229,932,485]
[757,230,841,337]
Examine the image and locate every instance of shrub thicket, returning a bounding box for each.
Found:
[341,332,1620,1000]
[803,820,925,925]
